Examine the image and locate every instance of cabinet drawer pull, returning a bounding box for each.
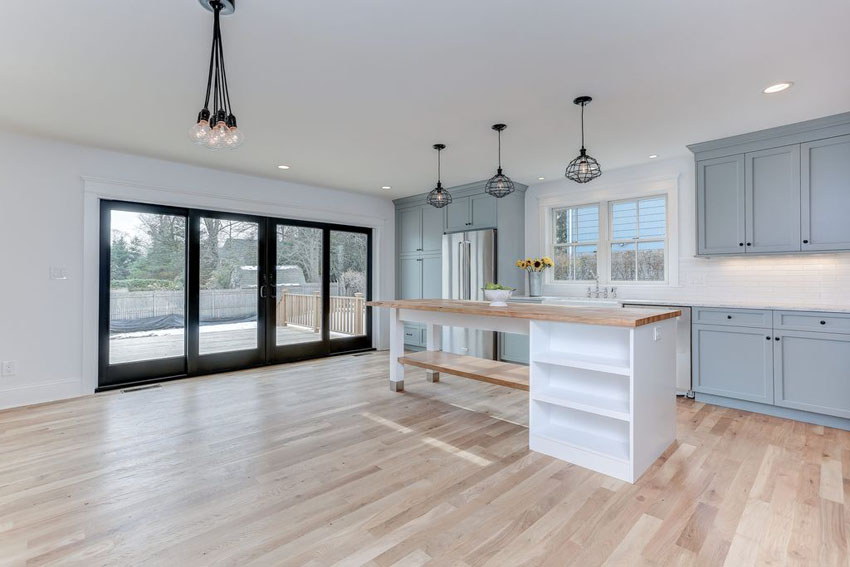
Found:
[746,242,752,246]
[803,239,809,244]
[775,337,780,341]
[766,336,771,340]
[738,242,744,247]
[820,320,826,325]
[727,315,732,319]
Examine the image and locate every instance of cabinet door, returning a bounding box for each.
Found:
[697,155,746,254]
[500,333,529,364]
[398,207,422,254]
[801,135,850,251]
[398,257,422,299]
[445,196,470,232]
[421,204,444,254]
[774,330,850,419]
[470,194,498,229]
[421,254,442,299]
[692,324,774,403]
[745,145,801,253]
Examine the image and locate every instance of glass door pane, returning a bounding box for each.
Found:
[109,209,187,364]
[329,230,369,346]
[198,217,260,355]
[274,224,324,347]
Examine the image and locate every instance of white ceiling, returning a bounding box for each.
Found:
[3,1,849,198]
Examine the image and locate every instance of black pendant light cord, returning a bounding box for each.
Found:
[437,146,442,185]
[580,102,586,150]
[497,128,502,170]
[202,1,233,122]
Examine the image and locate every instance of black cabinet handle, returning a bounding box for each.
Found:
[803,239,809,244]
[739,242,744,247]
[766,336,771,340]
[416,248,422,251]
[746,242,752,246]
[820,320,826,325]
[727,315,732,319]
[775,337,780,341]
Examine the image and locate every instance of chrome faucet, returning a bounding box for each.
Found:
[610,286,617,298]
[594,278,601,298]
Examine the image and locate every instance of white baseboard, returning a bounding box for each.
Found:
[0,379,82,411]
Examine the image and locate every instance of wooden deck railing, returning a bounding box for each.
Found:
[277,290,365,336]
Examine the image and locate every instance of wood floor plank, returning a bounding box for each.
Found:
[0,351,847,566]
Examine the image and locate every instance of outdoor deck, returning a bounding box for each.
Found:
[109,323,352,364]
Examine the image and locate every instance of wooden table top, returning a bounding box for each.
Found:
[367,299,681,327]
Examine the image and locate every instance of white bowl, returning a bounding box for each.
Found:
[483,289,513,307]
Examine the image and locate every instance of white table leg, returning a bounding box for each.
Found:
[389,308,405,392]
[425,323,442,383]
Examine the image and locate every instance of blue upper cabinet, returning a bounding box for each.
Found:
[801,134,850,251]
[690,112,850,256]
[745,145,801,253]
[444,194,499,233]
[697,155,746,254]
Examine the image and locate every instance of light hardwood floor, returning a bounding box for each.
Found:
[0,351,847,566]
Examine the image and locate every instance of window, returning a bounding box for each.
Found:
[552,204,599,281]
[548,194,669,285]
[610,196,666,281]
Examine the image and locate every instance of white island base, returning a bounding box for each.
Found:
[375,301,679,484]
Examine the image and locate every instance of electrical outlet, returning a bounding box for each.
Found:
[1,361,16,376]
[653,327,661,342]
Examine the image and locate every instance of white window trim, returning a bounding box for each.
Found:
[539,175,679,291]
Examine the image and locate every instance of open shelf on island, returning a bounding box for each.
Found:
[398,351,529,391]
[533,388,630,422]
[534,422,630,462]
[532,350,630,376]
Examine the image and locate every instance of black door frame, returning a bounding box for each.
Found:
[98,199,374,391]
[189,208,269,375]
[98,200,190,389]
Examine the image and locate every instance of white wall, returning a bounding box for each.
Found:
[0,131,394,410]
[525,156,850,307]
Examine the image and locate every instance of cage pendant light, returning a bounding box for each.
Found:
[426,144,452,208]
[188,0,245,150]
[565,96,602,183]
[484,124,515,198]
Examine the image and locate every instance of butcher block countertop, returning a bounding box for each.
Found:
[368,299,681,327]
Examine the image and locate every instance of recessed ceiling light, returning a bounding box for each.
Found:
[381,186,392,190]
[648,154,658,159]
[763,82,793,94]
[277,165,290,170]
[538,177,545,181]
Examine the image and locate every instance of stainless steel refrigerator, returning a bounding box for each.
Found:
[442,229,496,359]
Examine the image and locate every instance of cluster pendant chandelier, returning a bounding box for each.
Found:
[188,0,245,150]
[426,144,452,208]
[565,96,602,183]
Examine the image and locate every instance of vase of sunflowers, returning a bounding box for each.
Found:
[516,257,553,297]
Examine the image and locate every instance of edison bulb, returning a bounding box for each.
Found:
[188,120,211,144]
[578,159,589,175]
[226,126,245,148]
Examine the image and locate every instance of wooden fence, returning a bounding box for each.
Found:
[110,287,365,336]
[277,290,366,335]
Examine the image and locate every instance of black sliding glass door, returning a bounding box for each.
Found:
[99,202,189,388]
[98,200,372,390]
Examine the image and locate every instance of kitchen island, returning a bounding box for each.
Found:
[368,299,681,482]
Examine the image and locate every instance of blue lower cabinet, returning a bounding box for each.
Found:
[500,333,529,364]
[692,324,774,404]
[774,330,850,419]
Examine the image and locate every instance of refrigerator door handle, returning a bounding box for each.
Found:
[460,240,471,300]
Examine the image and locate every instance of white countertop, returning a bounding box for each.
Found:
[509,296,850,314]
